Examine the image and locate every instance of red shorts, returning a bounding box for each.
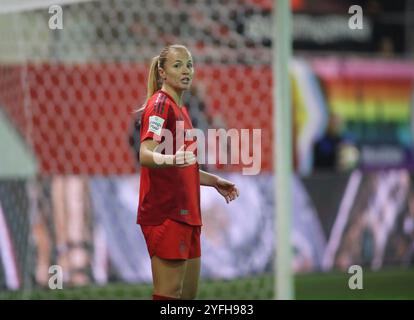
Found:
[140,218,201,260]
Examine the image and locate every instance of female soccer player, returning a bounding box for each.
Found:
[137,44,239,300]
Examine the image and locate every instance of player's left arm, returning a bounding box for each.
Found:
[199,170,240,203]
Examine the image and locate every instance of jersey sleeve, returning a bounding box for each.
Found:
[140,95,171,143]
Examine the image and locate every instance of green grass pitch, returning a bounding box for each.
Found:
[1,268,413,300]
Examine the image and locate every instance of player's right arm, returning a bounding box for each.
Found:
[140,140,196,168]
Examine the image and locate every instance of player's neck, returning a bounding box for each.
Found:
[161,85,183,107]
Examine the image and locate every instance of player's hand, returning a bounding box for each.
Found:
[174,144,197,167]
[214,178,240,204]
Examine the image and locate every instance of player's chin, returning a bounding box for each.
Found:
[177,81,192,90]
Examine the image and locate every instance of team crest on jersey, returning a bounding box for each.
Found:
[148,115,165,136]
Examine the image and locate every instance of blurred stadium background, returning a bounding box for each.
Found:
[0,0,414,299]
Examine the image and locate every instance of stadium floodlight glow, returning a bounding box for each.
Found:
[273,0,294,300]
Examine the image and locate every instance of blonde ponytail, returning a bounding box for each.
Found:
[146,55,162,102]
[134,56,161,114]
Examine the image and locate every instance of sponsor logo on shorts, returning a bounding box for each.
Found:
[180,209,189,215]
[179,240,186,253]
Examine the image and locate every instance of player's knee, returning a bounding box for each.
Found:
[155,280,183,299]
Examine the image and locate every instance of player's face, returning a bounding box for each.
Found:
[160,48,194,92]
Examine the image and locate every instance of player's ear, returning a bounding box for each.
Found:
[158,67,166,81]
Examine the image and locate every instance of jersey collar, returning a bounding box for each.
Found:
[158,90,183,109]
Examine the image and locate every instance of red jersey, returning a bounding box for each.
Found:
[137,90,202,226]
